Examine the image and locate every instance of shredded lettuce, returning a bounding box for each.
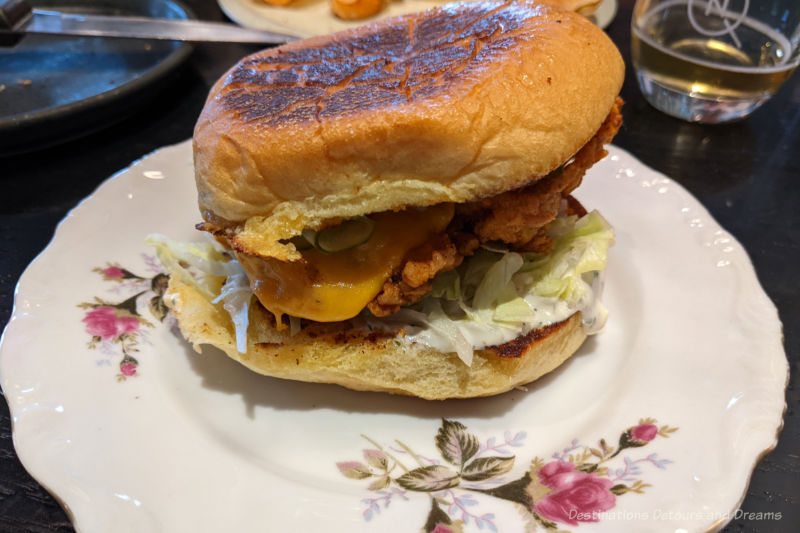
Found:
[212,270,252,354]
[405,210,615,365]
[146,234,239,298]
[516,210,614,303]
[147,234,253,354]
[289,315,303,337]
[473,252,524,310]
[493,297,535,324]
[429,211,613,309]
[392,303,476,366]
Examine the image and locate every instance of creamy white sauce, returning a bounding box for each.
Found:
[362,270,608,361]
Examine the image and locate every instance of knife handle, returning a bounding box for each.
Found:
[0,0,31,30]
[0,0,31,46]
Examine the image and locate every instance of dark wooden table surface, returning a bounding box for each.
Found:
[0,0,797,531]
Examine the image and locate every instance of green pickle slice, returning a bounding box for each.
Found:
[314,216,375,253]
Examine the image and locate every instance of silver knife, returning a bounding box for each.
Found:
[0,0,297,44]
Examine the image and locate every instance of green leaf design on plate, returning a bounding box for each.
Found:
[461,456,515,482]
[363,449,389,471]
[435,419,479,468]
[336,461,372,480]
[368,476,391,491]
[396,465,460,492]
[149,294,169,322]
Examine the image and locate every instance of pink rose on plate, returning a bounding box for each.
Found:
[630,423,659,443]
[120,362,138,377]
[538,460,582,489]
[534,461,616,525]
[102,267,125,279]
[83,306,140,341]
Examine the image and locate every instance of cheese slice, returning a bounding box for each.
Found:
[237,204,454,323]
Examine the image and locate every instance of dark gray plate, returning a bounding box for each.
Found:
[0,0,194,155]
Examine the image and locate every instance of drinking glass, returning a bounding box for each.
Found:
[631,0,800,123]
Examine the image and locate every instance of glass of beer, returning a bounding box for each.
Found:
[631,0,800,123]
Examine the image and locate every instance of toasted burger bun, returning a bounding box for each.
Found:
[166,275,587,400]
[541,0,602,16]
[193,0,624,261]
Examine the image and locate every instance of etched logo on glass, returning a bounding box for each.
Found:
[687,0,750,48]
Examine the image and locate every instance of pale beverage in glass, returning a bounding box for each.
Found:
[631,0,800,123]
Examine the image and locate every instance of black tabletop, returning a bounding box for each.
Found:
[0,1,797,531]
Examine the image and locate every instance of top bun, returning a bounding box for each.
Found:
[540,0,603,15]
[194,1,624,260]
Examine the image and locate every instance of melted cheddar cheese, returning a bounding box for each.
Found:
[237,204,454,323]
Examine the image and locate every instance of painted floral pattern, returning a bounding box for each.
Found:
[338,418,677,532]
[78,257,169,380]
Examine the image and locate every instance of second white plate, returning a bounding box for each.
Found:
[218,0,618,38]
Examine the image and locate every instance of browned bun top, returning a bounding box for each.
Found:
[194,1,624,261]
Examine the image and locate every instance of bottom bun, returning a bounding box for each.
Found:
[166,277,587,400]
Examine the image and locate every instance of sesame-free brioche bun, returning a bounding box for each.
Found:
[166,275,587,400]
[542,0,603,16]
[193,0,624,261]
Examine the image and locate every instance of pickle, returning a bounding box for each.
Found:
[301,229,318,248]
[287,234,313,250]
[314,216,375,253]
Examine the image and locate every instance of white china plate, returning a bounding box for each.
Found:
[218,0,618,38]
[0,141,787,533]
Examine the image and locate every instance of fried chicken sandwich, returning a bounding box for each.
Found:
[151,0,624,399]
